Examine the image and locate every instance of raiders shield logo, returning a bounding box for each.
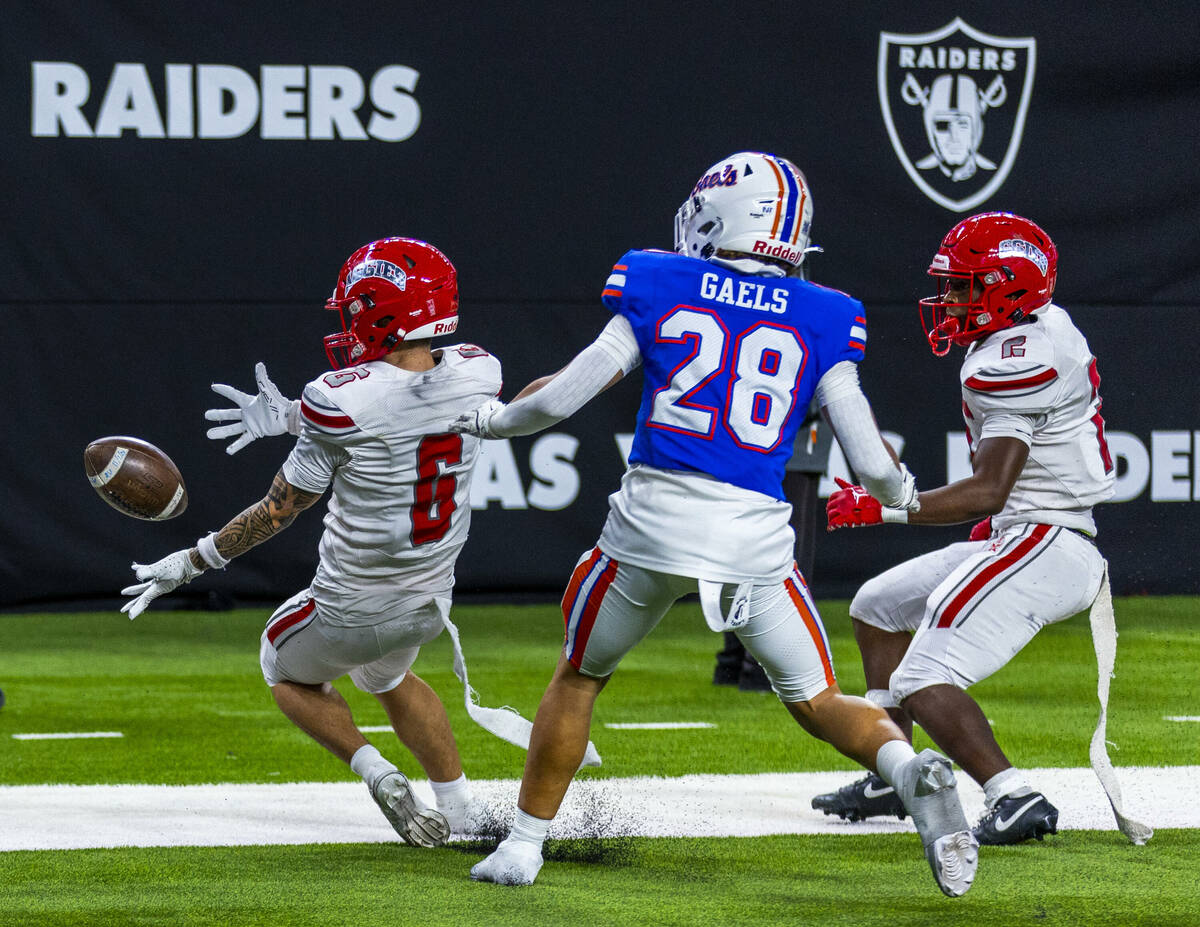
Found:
[878,18,1036,212]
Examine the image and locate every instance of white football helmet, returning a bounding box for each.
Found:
[674,151,815,277]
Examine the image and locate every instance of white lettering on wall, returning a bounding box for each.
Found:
[470,435,586,511]
[30,61,420,141]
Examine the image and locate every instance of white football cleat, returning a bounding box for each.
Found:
[371,771,450,848]
[896,748,979,897]
[469,838,544,886]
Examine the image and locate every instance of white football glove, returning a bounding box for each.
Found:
[893,463,921,512]
[120,549,204,620]
[449,398,507,439]
[205,362,299,455]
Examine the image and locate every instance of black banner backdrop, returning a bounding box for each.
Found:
[2,2,1197,608]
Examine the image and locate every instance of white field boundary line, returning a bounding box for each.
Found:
[0,766,1190,852]
[604,722,716,730]
[11,732,124,740]
[1163,716,1200,722]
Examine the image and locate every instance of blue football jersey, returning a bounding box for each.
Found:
[602,249,867,500]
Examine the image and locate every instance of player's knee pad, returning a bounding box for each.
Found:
[349,644,422,694]
[848,577,904,632]
[888,657,961,704]
[349,665,408,694]
[865,687,898,710]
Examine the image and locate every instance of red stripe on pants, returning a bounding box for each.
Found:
[561,548,603,634]
[936,524,1051,628]
[567,558,618,669]
[267,599,315,645]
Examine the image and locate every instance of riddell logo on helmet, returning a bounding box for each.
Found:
[434,320,458,335]
[752,240,803,264]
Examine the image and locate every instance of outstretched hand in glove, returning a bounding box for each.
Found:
[206,362,298,454]
[121,549,204,619]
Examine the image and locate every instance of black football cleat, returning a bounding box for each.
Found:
[812,773,908,822]
[973,791,1059,845]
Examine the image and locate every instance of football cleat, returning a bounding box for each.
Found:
[811,773,908,822]
[469,837,544,886]
[370,771,451,848]
[973,791,1059,846]
[896,749,979,898]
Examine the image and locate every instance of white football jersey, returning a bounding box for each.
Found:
[598,464,795,585]
[282,344,501,625]
[960,304,1114,536]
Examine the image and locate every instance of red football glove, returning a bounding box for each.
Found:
[968,517,992,542]
[826,477,884,530]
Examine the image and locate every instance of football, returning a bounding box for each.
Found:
[84,436,188,521]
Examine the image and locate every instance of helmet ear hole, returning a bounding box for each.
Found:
[372,315,395,329]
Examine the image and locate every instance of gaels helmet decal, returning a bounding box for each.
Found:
[879,18,1036,212]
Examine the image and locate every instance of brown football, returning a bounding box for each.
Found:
[84,436,188,521]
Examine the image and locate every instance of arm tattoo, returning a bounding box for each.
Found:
[213,471,323,562]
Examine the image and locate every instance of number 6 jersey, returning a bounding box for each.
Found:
[281,345,501,626]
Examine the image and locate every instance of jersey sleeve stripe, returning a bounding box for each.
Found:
[849,325,867,342]
[965,368,1058,393]
[300,399,356,431]
[601,288,623,299]
[606,273,627,287]
[848,340,866,351]
[854,315,866,324]
[612,263,628,271]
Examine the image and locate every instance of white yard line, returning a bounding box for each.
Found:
[10,732,124,741]
[356,726,394,733]
[604,722,716,730]
[1163,716,1200,722]
[0,766,1188,852]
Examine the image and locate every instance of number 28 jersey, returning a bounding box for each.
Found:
[281,345,501,626]
[603,249,867,501]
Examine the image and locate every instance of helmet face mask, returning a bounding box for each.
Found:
[919,212,1057,356]
[323,238,459,369]
[674,152,815,277]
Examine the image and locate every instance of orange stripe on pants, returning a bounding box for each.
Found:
[785,577,835,687]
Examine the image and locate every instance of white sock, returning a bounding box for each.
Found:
[874,738,918,789]
[983,768,1033,807]
[430,773,472,811]
[349,744,397,793]
[506,808,551,850]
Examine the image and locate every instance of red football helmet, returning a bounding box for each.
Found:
[919,212,1058,356]
[323,238,459,369]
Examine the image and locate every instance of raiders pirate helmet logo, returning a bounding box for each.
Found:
[878,18,1037,212]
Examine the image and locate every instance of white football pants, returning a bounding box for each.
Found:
[560,548,837,703]
[850,523,1106,702]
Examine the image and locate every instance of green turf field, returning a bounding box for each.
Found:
[1,597,1196,925]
